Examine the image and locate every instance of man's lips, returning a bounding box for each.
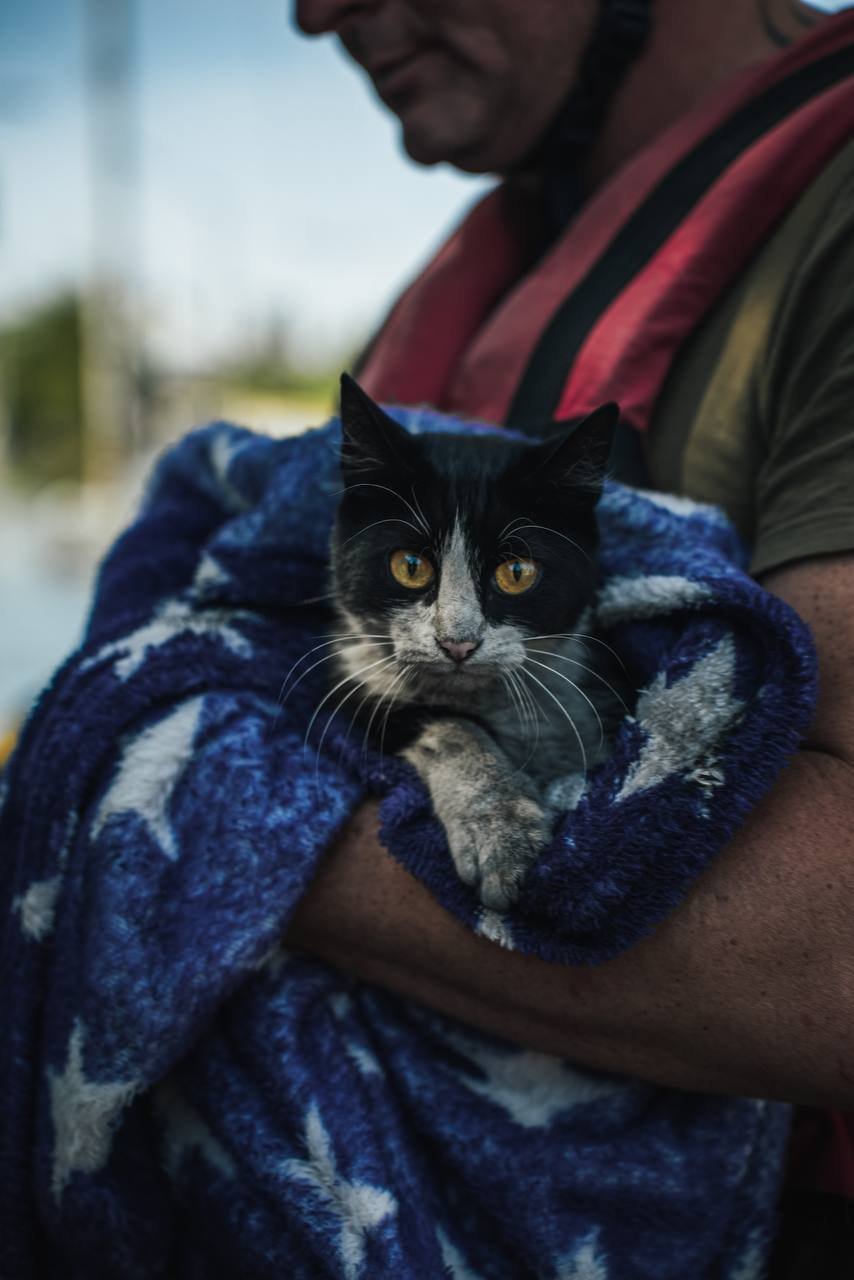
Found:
[367,48,434,100]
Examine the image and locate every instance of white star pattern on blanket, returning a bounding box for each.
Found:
[89,696,204,858]
[81,597,252,682]
[191,552,231,596]
[152,1081,236,1181]
[327,993,383,1078]
[556,1230,609,1279]
[208,429,254,513]
[447,1035,620,1128]
[282,1104,397,1279]
[635,490,722,520]
[596,573,712,624]
[14,875,62,941]
[616,636,743,801]
[49,1021,138,1201]
[1,414,811,1277]
[437,1228,484,1279]
[729,1238,765,1280]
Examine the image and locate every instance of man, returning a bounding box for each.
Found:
[290,0,854,1268]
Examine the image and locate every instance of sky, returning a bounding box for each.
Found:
[0,1,849,372]
[1,0,850,717]
[0,0,488,371]
[0,0,494,718]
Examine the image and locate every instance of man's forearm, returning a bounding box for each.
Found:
[289,750,854,1107]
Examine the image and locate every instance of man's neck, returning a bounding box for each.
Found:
[584,0,831,190]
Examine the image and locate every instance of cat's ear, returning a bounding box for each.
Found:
[524,402,619,499]
[338,373,415,477]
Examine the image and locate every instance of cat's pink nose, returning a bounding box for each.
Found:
[438,639,479,664]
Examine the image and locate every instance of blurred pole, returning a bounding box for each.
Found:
[80,0,140,485]
[0,172,7,477]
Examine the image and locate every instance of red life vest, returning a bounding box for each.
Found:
[360,12,854,435]
[360,12,854,1203]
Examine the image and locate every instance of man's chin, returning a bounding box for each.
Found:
[395,104,498,174]
[398,115,528,176]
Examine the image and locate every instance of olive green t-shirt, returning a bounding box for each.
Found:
[646,139,854,578]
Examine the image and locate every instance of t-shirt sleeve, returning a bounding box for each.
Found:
[750,174,854,578]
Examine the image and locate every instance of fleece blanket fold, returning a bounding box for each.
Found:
[1,409,817,1279]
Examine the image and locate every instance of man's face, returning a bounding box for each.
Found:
[294,0,597,173]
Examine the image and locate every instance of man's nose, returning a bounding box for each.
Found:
[294,0,372,35]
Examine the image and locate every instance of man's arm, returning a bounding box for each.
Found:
[289,553,854,1108]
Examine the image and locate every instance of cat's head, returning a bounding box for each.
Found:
[330,374,618,702]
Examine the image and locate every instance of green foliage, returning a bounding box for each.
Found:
[217,312,350,402]
[221,356,341,401]
[1,293,84,487]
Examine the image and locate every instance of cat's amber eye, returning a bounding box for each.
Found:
[390,549,435,589]
[494,558,539,595]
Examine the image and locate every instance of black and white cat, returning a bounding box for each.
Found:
[328,374,628,910]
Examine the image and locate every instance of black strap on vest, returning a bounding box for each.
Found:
[506,43,854,436]
[533,0,653,238]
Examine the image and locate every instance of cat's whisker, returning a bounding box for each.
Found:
[378,665,412,761]
[273,653,347,735]
[526,632,631,678]
[513,524,591,562]
[501,670,526,736]
[314,630,395,640]
[516,667,541,742]
[508,666,537,745]
[303,654,398,750]
[501,670,541,777]
[508,665,536,739]
[339,444,385,470]
[503,670,533,748]
[524,647,632,715]
[344,482,430,537]
[313,663,398,793]
[524,674,543,743]
[343,517,424,546]
[519,664,589,775]
[410,484,430,537]
[524,656,605,753]
[571,632,632,679]
[496,514,531,544]
[361,665,408,764]
[288,629,393,657]
[278,635,393,706]
[342,684,384,753]
[297,591,338,606]
[313,681,370,793]
[501,534,535,562]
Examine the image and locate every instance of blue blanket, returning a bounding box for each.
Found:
[0,409,818,1279]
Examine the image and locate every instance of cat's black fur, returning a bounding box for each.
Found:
[327,374,627,909]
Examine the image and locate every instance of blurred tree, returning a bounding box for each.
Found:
[0,293,84,487]
[222,314,342,401]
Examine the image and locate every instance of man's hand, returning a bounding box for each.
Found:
[289,553,854,1108]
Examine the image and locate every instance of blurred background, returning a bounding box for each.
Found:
[0,0,488,756]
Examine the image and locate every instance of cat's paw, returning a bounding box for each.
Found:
[444,794,551,910]
[403,719,551,909]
